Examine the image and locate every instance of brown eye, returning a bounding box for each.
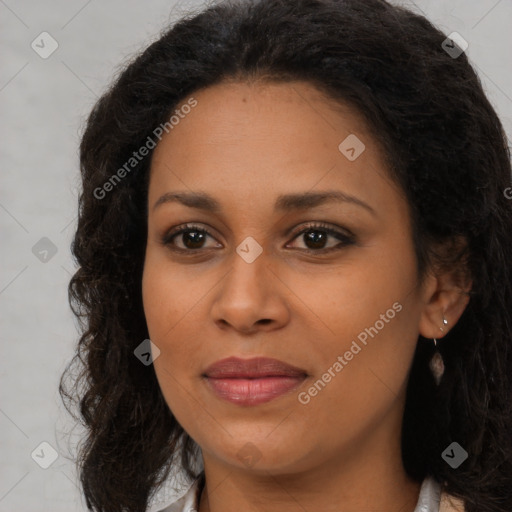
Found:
[161,222,354,254]
[287,222,355,253]
[162,224,222,251]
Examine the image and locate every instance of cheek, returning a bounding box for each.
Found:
[142,249,208,343]
[141,250,215,387]
[142,257,202,420]
[293,235,420,401]
[295,236,418,351]
[292,305,418,454]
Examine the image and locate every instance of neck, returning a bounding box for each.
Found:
[198,418,422,512]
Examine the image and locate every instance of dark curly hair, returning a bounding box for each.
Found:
[60,0,512,511]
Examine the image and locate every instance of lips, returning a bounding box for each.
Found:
[203,357,307,406]
[203,356,307,379]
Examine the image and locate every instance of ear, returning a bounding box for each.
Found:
[418,244,472,340]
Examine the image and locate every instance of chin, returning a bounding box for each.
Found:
[206,434,315,474]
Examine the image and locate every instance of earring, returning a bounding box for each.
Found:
[429,315,447,385]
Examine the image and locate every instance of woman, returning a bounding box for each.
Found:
[60,0,512,511]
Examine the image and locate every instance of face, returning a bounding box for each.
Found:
[142,80,431,476]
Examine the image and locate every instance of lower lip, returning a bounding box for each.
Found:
[204,376,306,406]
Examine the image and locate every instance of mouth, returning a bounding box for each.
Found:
[202,356,308,406]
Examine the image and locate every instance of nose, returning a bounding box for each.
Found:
[210,252,290,334]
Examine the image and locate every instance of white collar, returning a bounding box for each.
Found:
[151,474,442,512]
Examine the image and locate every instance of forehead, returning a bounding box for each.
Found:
[151,79,371,161]
[148,80,398,215]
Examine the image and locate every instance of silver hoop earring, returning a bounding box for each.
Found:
[429,315,447,385]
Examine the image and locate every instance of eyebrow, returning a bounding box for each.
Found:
[153,190,376,216]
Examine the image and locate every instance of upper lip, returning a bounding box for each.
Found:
[203,357,307,379]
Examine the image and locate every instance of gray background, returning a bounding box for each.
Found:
[1,1,511,510]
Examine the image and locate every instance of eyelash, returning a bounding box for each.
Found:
[161,222,355,254]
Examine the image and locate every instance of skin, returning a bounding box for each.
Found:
[142,80,470,512]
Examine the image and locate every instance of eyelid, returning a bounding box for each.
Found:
[161,221,355,253]
[161,223,220,247]
[287,221,354,240]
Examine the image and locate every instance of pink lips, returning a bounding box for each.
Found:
[203,357,307,406]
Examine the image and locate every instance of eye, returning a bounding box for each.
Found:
[161,223,222,251]
[161,221,355,254]
[286,222,355,253]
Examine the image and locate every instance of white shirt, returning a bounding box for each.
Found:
[150,473,444,512]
